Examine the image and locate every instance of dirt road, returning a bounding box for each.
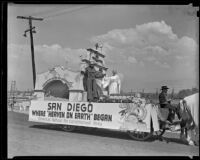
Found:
[8,111,199,158]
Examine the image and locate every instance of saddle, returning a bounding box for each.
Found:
[157,104,169,122]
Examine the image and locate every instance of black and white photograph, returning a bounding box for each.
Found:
[7,4,199,157]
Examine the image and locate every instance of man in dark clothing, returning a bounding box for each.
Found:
[84,62,105,102]
[157,85,177,142]
[95,68,104,98]
[159,86,176,124]
[82,71,87,91]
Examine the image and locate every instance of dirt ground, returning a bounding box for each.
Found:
[8,111,199,158]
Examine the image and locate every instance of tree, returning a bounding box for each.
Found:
[171,88,174,99]
[176,88,197,99]
[155,88,158,97]
[192,87,199,93]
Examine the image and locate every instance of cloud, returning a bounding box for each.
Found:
[91,21,197,68]
[128,56,137,64]
[34,44,88,71]
[8,44,87,72]
[155,61,170,69]
[92,21,179,51]
[136,21,177,40]
[8,21,198,91]
[143,45,170,56]
[44,44,62,50]
[8,43,89,89]
[90,20,198,90]
[145,56,157,62]
[139,61,145,67]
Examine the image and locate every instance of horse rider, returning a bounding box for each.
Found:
[159,86,176,124]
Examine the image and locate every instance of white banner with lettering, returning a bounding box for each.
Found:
[29,100,160,132]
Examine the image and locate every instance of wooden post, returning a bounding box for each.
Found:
[17,16,43,88]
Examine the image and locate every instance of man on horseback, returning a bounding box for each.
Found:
[156,85,178,142]
[159,86,176,125]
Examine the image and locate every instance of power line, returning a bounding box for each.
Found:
[43,5,96,19]
[24,5,77,17]
[19,5,95,21]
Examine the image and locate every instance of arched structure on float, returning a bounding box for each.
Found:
[34,66,84,101]
[43,80,69,99]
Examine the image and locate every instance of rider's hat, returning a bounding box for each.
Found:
[161,86,169,90]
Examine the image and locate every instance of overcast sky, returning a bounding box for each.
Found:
[8,4,199,92]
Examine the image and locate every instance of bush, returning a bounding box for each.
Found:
[176,88,199,99]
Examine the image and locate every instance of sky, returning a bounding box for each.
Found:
[7,4,199,93]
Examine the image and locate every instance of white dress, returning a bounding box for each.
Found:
[108,75,121,94]
[102,76,110,89]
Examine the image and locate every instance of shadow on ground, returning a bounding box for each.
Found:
[29,124,191,145]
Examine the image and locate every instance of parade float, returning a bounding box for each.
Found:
[29,44,169,141]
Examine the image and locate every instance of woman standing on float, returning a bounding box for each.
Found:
[108,70,121,95]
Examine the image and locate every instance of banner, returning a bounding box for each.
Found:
[29,100,157,132]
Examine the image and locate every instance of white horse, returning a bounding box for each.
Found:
[177,93,199,145]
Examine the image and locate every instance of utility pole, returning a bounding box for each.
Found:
[9,81,16,111]
[17,16,43,88]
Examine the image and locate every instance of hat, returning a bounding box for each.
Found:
[161,86,169,90]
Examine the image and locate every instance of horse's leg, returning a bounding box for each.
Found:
[157,123,169,143]
[180,128,185,140]
[186,129,195,145]
[156,122,168,143]
[185,128,188,139]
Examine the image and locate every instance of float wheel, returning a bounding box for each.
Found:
[60,125,76,132]
[127,130,153,141]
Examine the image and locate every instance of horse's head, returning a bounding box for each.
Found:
[175,102,182,120]
[175,99,187,120]
[165,102,183,121]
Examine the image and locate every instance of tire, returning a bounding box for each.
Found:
[127,130,153,141]
[87,127,98,131]
[155,129,166,137]
[60,125,76,132]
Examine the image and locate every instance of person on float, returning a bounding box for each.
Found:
[95,67,107,98]
[81,67,88,92]
[84,61,105,102]
[108,70,121,95]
